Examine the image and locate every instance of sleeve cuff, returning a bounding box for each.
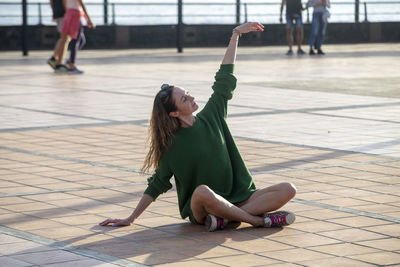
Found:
[219,64,234,74]
[144,185,161,201]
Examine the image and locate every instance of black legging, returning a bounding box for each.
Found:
[68,23,86,64]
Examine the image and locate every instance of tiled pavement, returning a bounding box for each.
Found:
[0,43,399,266]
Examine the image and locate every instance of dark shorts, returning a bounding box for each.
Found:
[286,13,303,29]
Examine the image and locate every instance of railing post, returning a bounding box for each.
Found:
[104,0,108,25]
[244,3,248,23]
[364,2,368,22]
[236,0,240,24]
[355,0,359,23]
[22,0,28,56]
[38,3,42,25]
[112,3,115,25]
[177,0,183,53]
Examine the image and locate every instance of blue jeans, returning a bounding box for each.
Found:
[309,12,327,50]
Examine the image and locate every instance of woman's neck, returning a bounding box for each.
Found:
[180,115,196,128]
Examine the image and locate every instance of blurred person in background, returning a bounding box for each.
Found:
[47,0,65,69]
[280,0,306,55]
[307,0,330,55]
[52,0,94,73]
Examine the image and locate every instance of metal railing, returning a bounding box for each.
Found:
[0,1,399,26]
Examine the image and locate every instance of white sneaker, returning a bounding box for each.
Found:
[264,211,295,227]
[205,214,228,232]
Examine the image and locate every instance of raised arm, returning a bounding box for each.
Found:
[99,194,154,226]
[221,22,264,65]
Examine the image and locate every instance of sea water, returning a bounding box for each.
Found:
[0,0,399,26]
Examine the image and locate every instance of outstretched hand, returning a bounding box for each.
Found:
[99,217,132,227]
[234,22,264,34]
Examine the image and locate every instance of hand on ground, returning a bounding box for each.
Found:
[99,217,132,227]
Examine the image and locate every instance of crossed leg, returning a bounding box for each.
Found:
[190,182,296,226]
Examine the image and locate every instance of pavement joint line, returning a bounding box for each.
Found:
[0,145,148,174]
[228,101,400,118]
[0,104,118,123]
[306,111,400,124]
[235,135,400,160]
[0,225,148,267]
[0,181,147,198]
[0,119,149,133]
[293,198,400,224]
[250,158,399,175]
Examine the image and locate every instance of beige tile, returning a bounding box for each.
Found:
[318,228,387,242]
[0,256,32,267]
[294,192,334,201]
[30,226,94,239]
[362,223,400,236]
[7,218,66,231]
[154,259,224,267]
[265,263,303,267]
[258,248,333,262]
[44,259,121,267]
[290,220,348,233]
[224,238,295,253]
[308,243,380,256]
[299,256,376,266]
[52,214,106,225]
[269,233,339,247]
[0,196,34,205]
[4,202,57,212]
[12,250,87,265]
[351,203,400,213]
[299,208,351,220]
[0,241,55,255]
[349,251,400,265]
[328,216,391,228]
[178,244,245,259]
[126,250,196,266]
[318,197,372,207]
[356,238,400,251]
[208,253,281,266]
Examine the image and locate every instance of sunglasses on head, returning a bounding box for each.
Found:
[159,84,172,99]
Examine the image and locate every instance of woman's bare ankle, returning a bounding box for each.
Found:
[251,216,265,227]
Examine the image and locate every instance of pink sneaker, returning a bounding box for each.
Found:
[205,214,228,232]
[264,211,295,227]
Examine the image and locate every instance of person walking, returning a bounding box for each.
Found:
[280,0,305,55]
[65,23,86,73]
[54,0,94,73]
[99,22,297,232]
[47,0,65,69]
[307,0,330,55]
[47,0,87,73]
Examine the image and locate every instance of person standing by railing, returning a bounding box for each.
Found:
[53,0,95,73]
[307,0,330,55]
[280,0,306,55]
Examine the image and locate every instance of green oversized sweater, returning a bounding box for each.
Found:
[144,64,256,221]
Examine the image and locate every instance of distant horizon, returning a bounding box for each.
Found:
[0,0,399,25]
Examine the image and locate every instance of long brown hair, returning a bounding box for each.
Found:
[142,84,180,172]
